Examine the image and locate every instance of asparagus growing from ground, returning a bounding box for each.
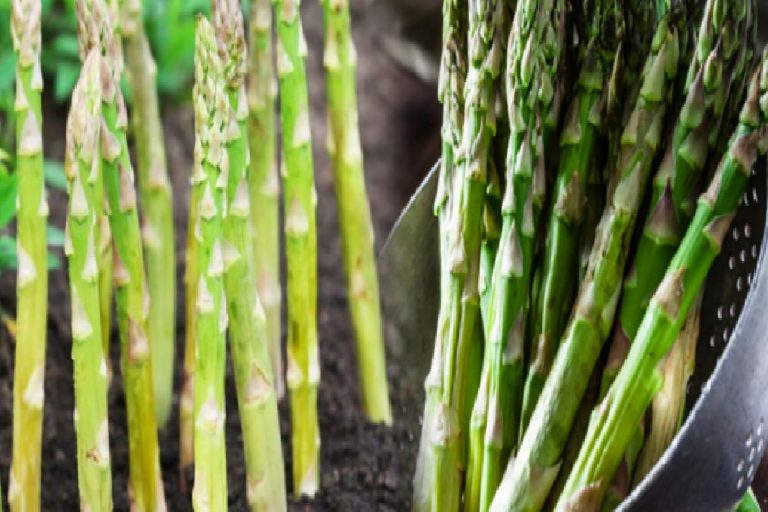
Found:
[321,0,391,425]
[212,1,287,509]
[9,1,46,509]
[77,0,166,507]
[558,46,768,510]
[98,215,112,377]
[413,0,467,508]
[474,0,568,507]
[248,0,283,400]
[64,49,112,512]
[272,0,320,496]
[120,0,177,428]
[519,0,623,435]
[490,13,684,512]
[191,17,229,511]
[600,0,752,398]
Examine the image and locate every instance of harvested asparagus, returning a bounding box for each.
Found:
[77,0,166,507]
[120,0,177,428]
[601,0,753,398]
[474,0,568,507]
[558,45,768,511]
[272,0,320,496]
[9,0,47,509]
[631,291,702,486]
[191,17,229,510]
[321,0,391,425]
[248,0,283,400]
[64,49,112,511]
[490,12,685,512]
[413,0,467,509]
[520,0,624,435]
[211,1,287,509]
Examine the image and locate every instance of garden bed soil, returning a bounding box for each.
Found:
[0,1,441,510]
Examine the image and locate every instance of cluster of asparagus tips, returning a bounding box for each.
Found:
[120,0,177,428]
[272,0,321,497]
[9,0,46,509]
[191,16,229,511]
[247,0,283,401]
[76,0,167,508]
[490,11,685,512]
[212,0,287,509]
[64,49,112,512]
[321,0,392,424]
[558,43,768,512]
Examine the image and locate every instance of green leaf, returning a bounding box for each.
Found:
[47,224,65,247]
[0,171,17,230]
[51,34,80,60]
[44,159,67,190]
[0,235,16,270]
[54,62,80,102]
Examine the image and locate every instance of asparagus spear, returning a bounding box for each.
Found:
[191,17,229,510]
[180,180,198,480]
[558,45,768,511]
[631,291,702,486]
[490,13,685,512]
[211,1,287,509]
[9,0,46,509]
[413,0,467,509]
[600,0,753,398]
[519,0,623,436]
[248,0,283,400]
[272,0,320,496]
[77,0,166,507]
[321,0,391,425]
[64,49,112,512]
[98,215,112,379]
[120,0,177,428]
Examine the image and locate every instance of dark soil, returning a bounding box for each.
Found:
[0,1,441,510]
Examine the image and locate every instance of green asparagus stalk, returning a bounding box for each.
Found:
[272,0,320,496]
[191,17,229,511]
[557,45,768,511]
[490,13,684,512]
[9,1,46,509]
[631,291,702,486]
[248,0,283,400]
[321,0,391,425]
[64,49,112,512]
[211,1,287,509]
[413,0,467,508]
[98,215,112,378]
[600,0,753,399]
[120,0,177,428]
[475,0,568,507]
[519,0,623,436]
[180,182,198,479]
[77,0,166,507]
[736,489,761,512]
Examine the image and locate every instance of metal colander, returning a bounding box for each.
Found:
[380,158,768,511]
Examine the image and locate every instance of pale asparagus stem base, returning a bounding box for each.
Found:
[191,18,228,511]
[321,0,391,424]
[631,292,702,486]
[65,50,112,512]
[248,0,283,401]
[213,1,288,507]
[273,0,320,496]
[10,1,47,508]
[121,0,177,428]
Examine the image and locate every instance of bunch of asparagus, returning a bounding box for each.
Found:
[418,0,767,510]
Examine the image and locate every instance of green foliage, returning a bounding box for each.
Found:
[142,0,209,101]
